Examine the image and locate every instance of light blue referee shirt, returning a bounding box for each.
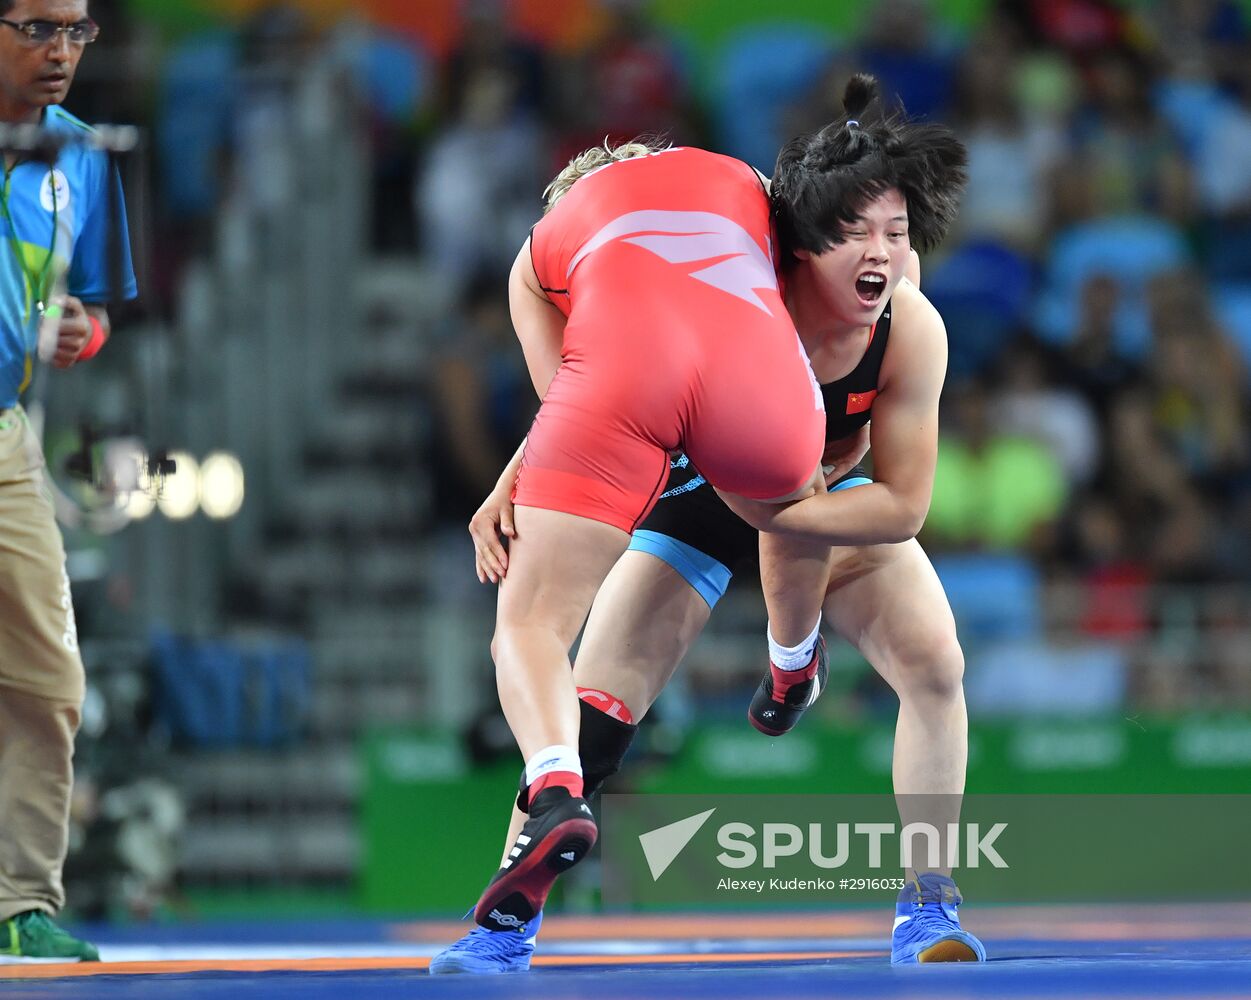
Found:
[0,105,137,408]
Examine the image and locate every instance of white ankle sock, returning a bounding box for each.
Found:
[767,616,822,670]
[524,745,582,786]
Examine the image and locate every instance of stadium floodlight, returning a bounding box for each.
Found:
[156,451,199,520]
[199,451,245,520]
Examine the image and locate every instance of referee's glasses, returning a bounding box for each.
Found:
[0,18,99,45]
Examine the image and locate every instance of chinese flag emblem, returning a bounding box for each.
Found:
[846,390,878,414]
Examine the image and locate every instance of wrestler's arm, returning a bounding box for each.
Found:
[509,238,566,399]
[466,242,568,582]
[717,281,946,544]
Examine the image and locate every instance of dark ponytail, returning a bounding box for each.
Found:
[842,72,878,122]
[772,73,967,264]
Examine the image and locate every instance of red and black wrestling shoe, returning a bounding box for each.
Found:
[473,787,597,931]
[747,634,829,736]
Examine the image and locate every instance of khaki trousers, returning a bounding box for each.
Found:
[0,407,84,920]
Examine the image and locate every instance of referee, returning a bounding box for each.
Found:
[0,0,136,962]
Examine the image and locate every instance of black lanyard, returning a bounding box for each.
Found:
[0,159,59,322]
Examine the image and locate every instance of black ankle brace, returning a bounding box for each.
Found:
[516,698,639,812]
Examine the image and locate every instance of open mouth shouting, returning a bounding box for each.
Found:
[855,270,887,307]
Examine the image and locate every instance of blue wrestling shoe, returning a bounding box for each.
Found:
[891,873,986,964]
[429,910,543,974]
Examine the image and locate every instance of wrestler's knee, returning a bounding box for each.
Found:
[490,619,534,668]
[886,619,965,702]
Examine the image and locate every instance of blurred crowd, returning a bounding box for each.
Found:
[396,0,1251,713]
[79,0,1251,712]
[396,3,1251,553]
[35,0,1251,919]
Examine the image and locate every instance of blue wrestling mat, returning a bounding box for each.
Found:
[3,905,1249,998]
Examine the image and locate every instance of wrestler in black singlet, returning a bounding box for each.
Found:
[628,300,893,602]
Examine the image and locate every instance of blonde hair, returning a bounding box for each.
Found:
[543,138,670,213]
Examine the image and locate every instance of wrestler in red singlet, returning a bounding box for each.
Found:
[518,147,825,534]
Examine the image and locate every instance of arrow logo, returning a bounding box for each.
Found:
[638,808,717,881]
[568,211,779,315]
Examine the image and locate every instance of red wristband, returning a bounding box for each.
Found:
[77,315,107,361]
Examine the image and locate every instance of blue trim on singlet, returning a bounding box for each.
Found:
[659,473,706,498]
[658,453,706,498]
[629,529,733,610]
[629,475,873,607]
